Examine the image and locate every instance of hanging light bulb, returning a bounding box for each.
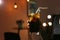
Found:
[14,3,18,8]
[27,0,30,2]
[48,22,52,26]
[47,15,52,19]
[42,22,47,27]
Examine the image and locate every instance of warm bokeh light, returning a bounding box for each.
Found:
[0,0,2,5]
[48,22,52,26]
[14,3,18,8]
[42,22,47,27]
[47,15,52,19]
[27,0,29,2]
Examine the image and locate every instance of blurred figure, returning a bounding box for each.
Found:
[28,13,43,40]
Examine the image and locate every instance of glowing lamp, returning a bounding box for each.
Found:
[27,0,29,2]
[48,22,52,26]
[14,3,18,8]
[42,22,47,27]
[47,15,52,19]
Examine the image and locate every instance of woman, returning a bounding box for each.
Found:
[28,13,43,40]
